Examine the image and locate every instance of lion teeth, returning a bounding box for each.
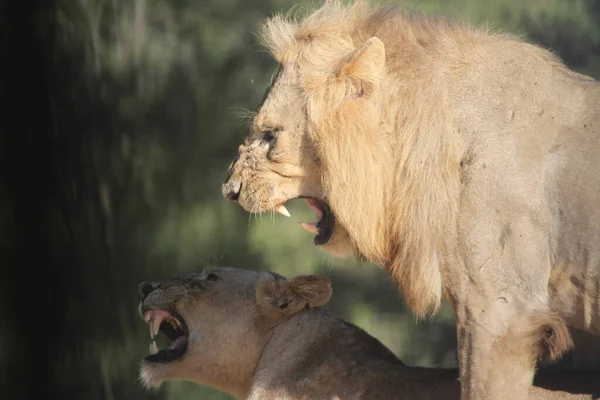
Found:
[150,340,159,354]
[148,323,154,339]
[275,204,291,217]
[299,222,319,235]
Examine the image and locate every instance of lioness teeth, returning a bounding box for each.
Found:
[149,340,159,354]
[275,204,291,217]
[151,315,163,338]
[299,222,319,235]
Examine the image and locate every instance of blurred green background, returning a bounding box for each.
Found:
[9,0,599,399]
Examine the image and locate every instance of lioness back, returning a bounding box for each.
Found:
[252,307,599,400]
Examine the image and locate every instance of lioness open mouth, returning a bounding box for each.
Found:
[143,309,188,363]
[275,198,335,246]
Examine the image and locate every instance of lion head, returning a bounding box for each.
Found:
[221,1,457,317]
[137,266,332,397]
[221,2,391,259]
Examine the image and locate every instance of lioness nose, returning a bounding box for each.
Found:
[138,282,156,298]
[222,180,242,201]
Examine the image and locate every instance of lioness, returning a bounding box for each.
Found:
[221,1,600,399]
[137,266,599,400]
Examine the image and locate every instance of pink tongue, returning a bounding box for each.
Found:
[168,335,188,350]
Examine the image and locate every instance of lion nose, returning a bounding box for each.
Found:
[222,180,242,201]
[138,282,157,298]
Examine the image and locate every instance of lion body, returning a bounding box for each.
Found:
[138,267,600,400]
[222,2,600,399]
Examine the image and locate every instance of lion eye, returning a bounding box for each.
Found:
[262,130,275,143]
[261,127,282,144]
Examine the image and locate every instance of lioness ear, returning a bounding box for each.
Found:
[287,274,333,308]
[335,36,386,97]
[256,274,333,321]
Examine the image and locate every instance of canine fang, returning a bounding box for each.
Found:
[275,204,291,217]
[152,315,163,337]
[299,222,318,234]
[149,340,159,354]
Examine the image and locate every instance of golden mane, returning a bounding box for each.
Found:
[260,1,474,316]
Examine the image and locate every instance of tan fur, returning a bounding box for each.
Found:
[256,273,332,323]
[222,1,600,399]
[532,314,574,364]
[138,266,599,400]
[549,262,600,336]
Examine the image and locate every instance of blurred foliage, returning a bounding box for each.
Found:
[4,0,599,398]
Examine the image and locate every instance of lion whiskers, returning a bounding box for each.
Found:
[228,107,257,128]
[248,199,258,227]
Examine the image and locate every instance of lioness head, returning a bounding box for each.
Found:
[137,266,332,397]
[222,3,389,262]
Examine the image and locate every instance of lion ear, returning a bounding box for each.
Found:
[256,274,333,320]
[335,36,386,97]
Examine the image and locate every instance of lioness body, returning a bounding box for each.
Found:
[221,2,600,399]
[137,267,599,400]
[254,309,599,400]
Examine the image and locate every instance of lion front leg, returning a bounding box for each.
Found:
[452,197,573,399]
[454,296,572,400]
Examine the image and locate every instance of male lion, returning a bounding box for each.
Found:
[137,266,600,399]
[221,1,600,399]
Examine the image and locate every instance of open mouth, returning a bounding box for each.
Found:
[275,198,335,246]
[142,309,188,363]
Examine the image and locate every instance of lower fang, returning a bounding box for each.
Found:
[299,222,318,235]
[150,341,159,354]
